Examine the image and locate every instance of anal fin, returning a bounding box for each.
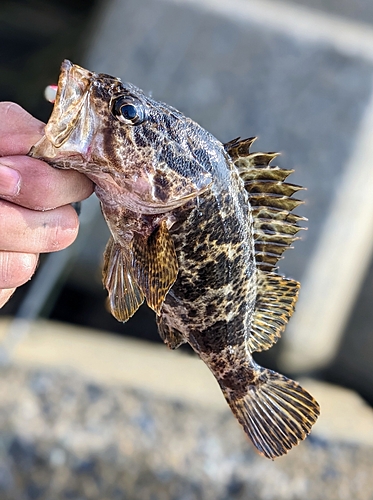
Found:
[248,270,300,352]
[102,237,144,322]
[132,221,178,315]
[221,368,320,459]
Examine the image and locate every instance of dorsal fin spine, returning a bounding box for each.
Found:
[224,136,305,351]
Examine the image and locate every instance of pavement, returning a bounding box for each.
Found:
[0,318,373,499]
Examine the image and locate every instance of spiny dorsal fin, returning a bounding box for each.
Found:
[224,136,257,160]
[248,270,300,353]
[224,137,305,272]
[102,237,144,322]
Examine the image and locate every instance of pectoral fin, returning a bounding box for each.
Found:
[102,237,144,322]
[132,221,178,315]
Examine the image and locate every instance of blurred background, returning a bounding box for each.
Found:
[1,0,373,498]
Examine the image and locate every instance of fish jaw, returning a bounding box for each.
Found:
[29,134,87,168]
[44,60,94,150]
[30,60,99,165]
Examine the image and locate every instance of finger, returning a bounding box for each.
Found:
[0,200,79,253]
[0,156,93,210]
[0,102,45,156]
[0,251,38,288]
[0,288,17,309]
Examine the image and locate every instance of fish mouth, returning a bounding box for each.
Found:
[45,60,93,148]
[29,136,85,166]
[30,60,96,163]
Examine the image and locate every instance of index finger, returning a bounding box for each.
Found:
[0,102,45,156]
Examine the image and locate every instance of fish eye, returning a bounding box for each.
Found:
[111,96,147,125]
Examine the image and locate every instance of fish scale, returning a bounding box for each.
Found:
[30,60,320,459]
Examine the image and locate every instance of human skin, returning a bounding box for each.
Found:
[0,102,93,308]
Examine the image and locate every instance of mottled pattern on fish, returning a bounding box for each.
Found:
[30,60,320,459]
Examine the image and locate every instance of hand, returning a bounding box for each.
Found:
[0,102,94,308]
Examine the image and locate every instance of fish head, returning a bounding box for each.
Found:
[30,60,214,213]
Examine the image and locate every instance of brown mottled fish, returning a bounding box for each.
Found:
[30,60,320,459]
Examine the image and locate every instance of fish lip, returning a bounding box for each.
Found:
[28,136,85,167]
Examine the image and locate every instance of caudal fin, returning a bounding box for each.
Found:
[221,368,320,459]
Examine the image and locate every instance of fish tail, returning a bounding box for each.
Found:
[220,367,320,459]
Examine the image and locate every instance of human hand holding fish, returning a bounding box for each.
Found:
[0,102,93,307]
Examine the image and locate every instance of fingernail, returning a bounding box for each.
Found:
[0,163,21,196]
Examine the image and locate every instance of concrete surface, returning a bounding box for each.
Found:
[0,319,373,499]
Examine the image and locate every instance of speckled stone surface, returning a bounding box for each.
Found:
[0,365,373,500]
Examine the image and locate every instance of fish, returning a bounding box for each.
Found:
[30,60,320,459]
